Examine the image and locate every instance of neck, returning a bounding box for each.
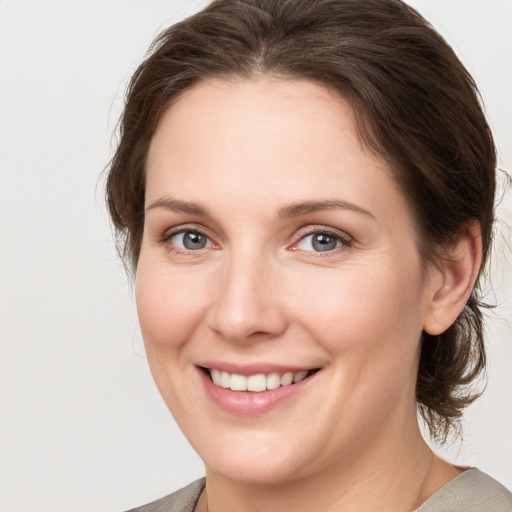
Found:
[201,420,459,512]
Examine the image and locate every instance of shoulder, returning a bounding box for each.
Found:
[125,478,206,512]
[417,468,512,512]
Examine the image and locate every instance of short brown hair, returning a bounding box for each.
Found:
[106,0,496,442]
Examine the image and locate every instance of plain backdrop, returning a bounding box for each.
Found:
[0,1,510,511]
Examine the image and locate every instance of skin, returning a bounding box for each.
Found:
[136,76,481,512]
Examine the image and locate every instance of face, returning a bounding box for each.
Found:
[137,77,438,485]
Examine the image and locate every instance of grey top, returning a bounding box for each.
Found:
[126,468,512,512]
[126,479,204,512]
[415,468,512,512]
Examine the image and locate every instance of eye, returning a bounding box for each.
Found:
[167,230,212,251]
[294,230,350,253]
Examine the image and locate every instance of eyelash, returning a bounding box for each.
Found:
[160,226,214,255]
[291,226,353,256]
[159,225,353,256]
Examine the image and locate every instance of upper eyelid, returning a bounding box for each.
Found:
[289,226,354,253]
[160,227,217,255]
[162,225,351,239]
[162,224,211,240]
[159,225,217,250]
[157,223,353,249]
[293,225,353,242]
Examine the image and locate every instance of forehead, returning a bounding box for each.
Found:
[147,76,367,168]
[145,76,410,229]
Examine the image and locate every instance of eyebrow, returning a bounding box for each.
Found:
[276,199,375,220]
[146,198,210,216]
[146,197,375,221]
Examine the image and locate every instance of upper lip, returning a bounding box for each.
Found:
[196,361,319,375]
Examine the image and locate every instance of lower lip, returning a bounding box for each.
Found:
[198,369,316,416]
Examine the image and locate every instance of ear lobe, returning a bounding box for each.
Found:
[423,221,483,336]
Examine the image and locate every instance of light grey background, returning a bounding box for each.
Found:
[0,1,510,511]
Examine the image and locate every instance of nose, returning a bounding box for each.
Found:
[206,253,288,343]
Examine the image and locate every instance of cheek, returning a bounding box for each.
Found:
[293,260,425,369]
[134,263,210,420]
[135,264,206,352]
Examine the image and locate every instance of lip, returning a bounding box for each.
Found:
[197,364,319,416]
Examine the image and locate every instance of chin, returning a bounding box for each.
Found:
[205,456,304,486]
[195,431,316,486]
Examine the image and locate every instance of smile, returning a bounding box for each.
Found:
[208,368,314,392]
[199,365,321,415]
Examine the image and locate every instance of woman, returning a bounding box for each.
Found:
[106,0,512,510]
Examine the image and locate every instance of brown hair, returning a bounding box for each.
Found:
[106,0,496,442]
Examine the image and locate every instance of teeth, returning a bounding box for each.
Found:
[230,373,247,391]
[220,371,231,388]
[280,372,293,386]
[247,374,266,392]
[208,368,311,392]
[211,368,221,386]
[266,372,281,390]
[293,370,308,383]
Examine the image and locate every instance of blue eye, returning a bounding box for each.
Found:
[168,230,211,250]
[295,232,344,252]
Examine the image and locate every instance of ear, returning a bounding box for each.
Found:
[423,221,483,336]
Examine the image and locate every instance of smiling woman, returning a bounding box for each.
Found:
[105,1,512,511]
